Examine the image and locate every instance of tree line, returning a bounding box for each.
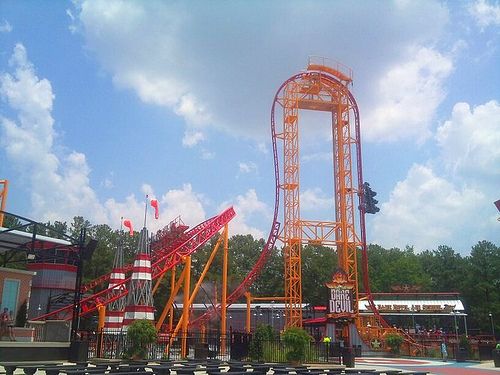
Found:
[1,215,498,336]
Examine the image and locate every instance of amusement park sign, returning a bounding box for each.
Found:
[326,269,355,319]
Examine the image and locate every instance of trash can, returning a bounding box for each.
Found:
[69,340,89,362]
[194,343,209,359]
[342,346,355,368]
[456,347,467,362]
[493,349,500,368]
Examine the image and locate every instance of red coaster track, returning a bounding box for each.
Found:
[33,207,236,321]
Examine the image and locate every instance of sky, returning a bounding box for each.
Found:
[0,0,499,254]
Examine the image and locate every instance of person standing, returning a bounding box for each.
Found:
[7,310,16,341]
[441,341,448,362]
[0,307,9,340]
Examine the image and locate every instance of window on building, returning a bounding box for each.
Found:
[1,278,20,313]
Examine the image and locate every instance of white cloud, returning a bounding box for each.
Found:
[256,142,268,154]
[0,43,211,232]
[371,164,485,251]
[363,46,453,143]
[182,129,205,147]
[238,162,257,174]
[300,188,333,211]
[302,152,332,163]
[105,183,207,232]
[0,20,12,33]
[201,149,215,160]
[72,0,450,143]
[0,44,107,224]
[219,189,271,239]
[159,183,206,227]
[469,0,500,30]
[436,101,500,183]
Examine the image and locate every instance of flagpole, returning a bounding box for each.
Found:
[143,194,149,228]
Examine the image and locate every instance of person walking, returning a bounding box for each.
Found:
[441,341,448,362]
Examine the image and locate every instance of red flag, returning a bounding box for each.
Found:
[151,199,159,219]
[123,219,133,236]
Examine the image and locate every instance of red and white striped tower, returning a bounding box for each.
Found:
[104,220,129,331]
[122,227,155,327]
[123,198,157,328]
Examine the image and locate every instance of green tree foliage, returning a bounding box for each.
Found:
[365,244,431,292]
[462,241,500,335]
[419,245,467,292]
[301,244,337,305]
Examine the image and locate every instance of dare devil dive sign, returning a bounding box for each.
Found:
[329,287,354,314]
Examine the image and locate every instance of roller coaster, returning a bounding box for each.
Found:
[30,57,423,355]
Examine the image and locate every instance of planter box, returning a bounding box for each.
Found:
[12,327,35,342]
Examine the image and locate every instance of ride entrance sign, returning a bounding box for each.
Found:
[326,269,355,319]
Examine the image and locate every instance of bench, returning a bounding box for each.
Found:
[0,363,63,375]
[43,365,88,375]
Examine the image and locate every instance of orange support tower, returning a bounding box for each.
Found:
[0,179,8,227]
[272,57,362,329]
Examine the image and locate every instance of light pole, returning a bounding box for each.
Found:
[410,306,416,334]
[452,311,459,359]
[489,313,495,338]
[271,301,275,331]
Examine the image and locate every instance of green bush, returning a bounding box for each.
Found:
[15,300,27,327]
[249,324,274,361]
[281,327,312,363]
[385,333,404,354]
[126,319,158,359]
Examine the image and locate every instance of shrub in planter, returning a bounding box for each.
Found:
[126,319,158,359]
[385,333,404,355]
[281,327,312,364]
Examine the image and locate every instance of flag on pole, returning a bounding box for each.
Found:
[123,219,133,236]
[151,199,159,219]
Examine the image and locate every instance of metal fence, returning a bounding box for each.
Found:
[84,331,343,363]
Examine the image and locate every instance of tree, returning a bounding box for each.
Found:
[366,245,431,292]
[301,244,337,306]
[419,246,466,292]
[462,241,500,334]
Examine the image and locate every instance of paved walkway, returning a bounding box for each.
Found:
[354,357,500,374]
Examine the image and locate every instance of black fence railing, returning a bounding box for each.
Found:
[85,331,344,363]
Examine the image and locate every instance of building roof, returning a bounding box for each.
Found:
[0,226,73,254]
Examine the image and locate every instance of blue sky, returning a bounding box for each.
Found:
[0,0,499,254]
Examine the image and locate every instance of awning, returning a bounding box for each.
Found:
[0,226,72,253]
